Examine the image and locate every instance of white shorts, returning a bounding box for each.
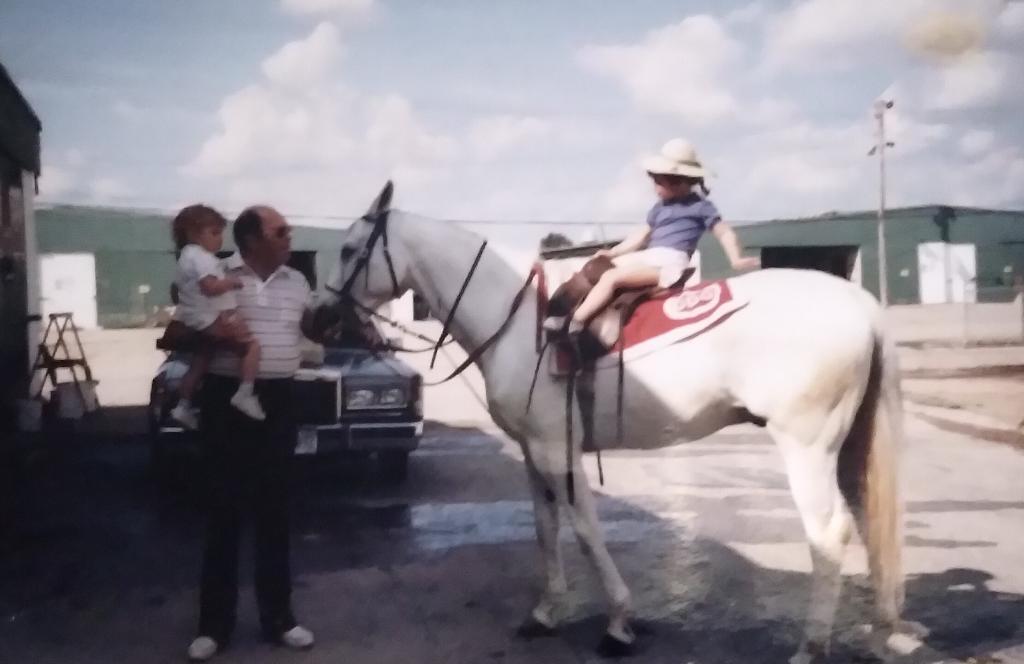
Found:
[612,247,691,288]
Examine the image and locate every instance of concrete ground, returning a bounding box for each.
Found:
[3,305,1022,663]
[2,409,1022,663]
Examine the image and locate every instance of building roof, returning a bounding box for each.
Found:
[732,204,1023,228]
[36,204,347,253]
[0,61,42,175]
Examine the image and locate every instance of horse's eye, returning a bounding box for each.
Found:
[340,246,356,261]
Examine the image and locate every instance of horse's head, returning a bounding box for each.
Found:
[308,181,411,341]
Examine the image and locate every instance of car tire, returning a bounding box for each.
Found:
[378,450,409,484]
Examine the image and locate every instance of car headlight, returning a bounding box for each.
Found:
[346,388,376,409]
[378,387,406,407]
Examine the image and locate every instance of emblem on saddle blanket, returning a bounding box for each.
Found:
[551,279,747,374]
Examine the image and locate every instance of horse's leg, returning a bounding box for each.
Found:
[519,459,567,636]
[562,467,634,652]
[771,412,857,664]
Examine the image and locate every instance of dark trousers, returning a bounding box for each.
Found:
[197,375,297,643]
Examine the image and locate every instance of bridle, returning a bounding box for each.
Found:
[324,202,537,386]
[334,209,401,303]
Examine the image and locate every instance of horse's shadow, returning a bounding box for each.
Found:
[547,531,1024,664]
[2,423,1021,664]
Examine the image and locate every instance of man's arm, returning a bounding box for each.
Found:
[198,275,243,297]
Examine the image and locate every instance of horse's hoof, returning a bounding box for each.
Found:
[516,617,557,640]
[597,633,637,658]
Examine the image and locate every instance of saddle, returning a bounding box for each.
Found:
[543,255,696,364]
[531,255,743,501]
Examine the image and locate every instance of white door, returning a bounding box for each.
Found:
[40,253,98,329]
[917,242,977,304]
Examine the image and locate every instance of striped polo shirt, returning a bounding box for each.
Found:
[208,253,313,380]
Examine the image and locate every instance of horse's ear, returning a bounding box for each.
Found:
[364,180,393,220]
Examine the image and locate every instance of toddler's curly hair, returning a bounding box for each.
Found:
[171,204,227,251]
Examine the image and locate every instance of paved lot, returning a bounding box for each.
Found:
[6,309,1023,663]
[2,409,1022,663]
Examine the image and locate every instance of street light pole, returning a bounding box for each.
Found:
[871,99,894,307]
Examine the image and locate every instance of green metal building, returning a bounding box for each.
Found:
[697,205,1024,304]
[35,203,1024,328]
[36,205,347,328]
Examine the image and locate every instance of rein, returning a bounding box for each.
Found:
[326,209,538,387]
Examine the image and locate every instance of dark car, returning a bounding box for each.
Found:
[148,338,423,484]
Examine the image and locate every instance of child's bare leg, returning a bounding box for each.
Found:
[229,331,266,421]
[239,340,260,387]
[178,350,211,403]
[171,349,211,429]
[571,267,660,327]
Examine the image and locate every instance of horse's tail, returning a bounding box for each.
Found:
[838,311,904,627]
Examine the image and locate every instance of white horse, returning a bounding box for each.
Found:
[315,186,911,663]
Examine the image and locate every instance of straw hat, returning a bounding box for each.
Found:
[643,138,708,179]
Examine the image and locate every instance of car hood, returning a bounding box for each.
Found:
[319,348,419,380]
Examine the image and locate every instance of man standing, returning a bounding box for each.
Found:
[188,205,314,661]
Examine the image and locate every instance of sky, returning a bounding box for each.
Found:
[2,0,1023,252]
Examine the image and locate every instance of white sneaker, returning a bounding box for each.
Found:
[170,403,199,430]
[187,636,218,661]
[280,625,315,649]
[230,392,266,421]
[542,316,566,332]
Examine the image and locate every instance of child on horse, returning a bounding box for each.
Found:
[544,138,759,335]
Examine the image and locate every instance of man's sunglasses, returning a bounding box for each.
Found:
[272,225,292,239]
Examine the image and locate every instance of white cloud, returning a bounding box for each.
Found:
[363,94,458,180]
[38,165,76,200]
[884,109,950,155]
[926,51,1011,110]
[996,2,1024,35]
[64,148,86,168]
[959,128,995,156]
[182,22,458,215]
[764,0,919,67]
[762,0,1006,68]
[262,22,344,89]
[600,156,653,220]
[725,2,766,25]
[280,0,373,17]
[577,15,742,124]
[945,145,1024,207]
[744,97,799,127]
[469,115,552,160]
[90,177,132,203]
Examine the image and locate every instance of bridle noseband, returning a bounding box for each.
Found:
[333,210,401,302]
[324,207,535,385]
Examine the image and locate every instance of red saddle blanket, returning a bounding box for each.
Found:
[549,278,748,373]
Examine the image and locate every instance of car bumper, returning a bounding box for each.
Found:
[156,420,423,456]
[296,421,423,455]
